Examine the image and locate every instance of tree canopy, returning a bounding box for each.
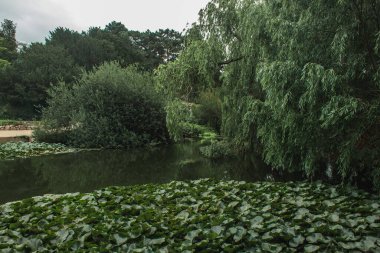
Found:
[0,20,183,118]
[156,0,380,190]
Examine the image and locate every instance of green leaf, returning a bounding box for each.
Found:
[146,237,165,245]
[289,235,305,247]
[329,213,339,223]
[261,243,283,253]
[304,245,320,252]
[211,226,224,235]
[114,234,128,246]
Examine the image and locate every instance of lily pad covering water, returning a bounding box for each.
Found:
[0,179,379,252]
[0,142,76,160]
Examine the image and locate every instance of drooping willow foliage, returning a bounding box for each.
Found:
[156,0,380,190]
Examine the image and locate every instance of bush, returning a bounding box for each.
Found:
[37,62,168,148]
[165,100,197,141]
[165,99,220,142]
[199,140,234,159]
[33,129,72,145]
[194,90,222,132]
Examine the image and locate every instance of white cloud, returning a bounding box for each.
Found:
[0,0,209,43]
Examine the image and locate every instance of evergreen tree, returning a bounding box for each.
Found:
[0,19,17,62]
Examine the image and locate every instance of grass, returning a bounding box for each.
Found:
[0,119,39,127]
[0,179,379,252]
[0,120,23,126]
[0,142,76,160]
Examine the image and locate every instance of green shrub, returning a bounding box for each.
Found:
[166,100,197,141]
[33,129,72,145]
[194,90,222,132]
[199,140,234,159]
[37,62,168,148]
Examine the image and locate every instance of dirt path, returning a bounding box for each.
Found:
[0,130,33,138]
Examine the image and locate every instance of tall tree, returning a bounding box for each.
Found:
[0,43,80,118]
[0,19,17,61]
[130,29,183,68]
[158,0,380,190]
[0,36,9,67]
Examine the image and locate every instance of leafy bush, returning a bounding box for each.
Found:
[200,140,233,159]
[33,129,73,145]
[165,100,198,141]
[37,62,168,148]
[194,90,222,132]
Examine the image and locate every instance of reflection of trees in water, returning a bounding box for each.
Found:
[31,148,181,193]
[0,159,49,204]
[0,143,299,204]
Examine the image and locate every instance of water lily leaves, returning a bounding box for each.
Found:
[24,238,43,251]
[19,214,32,223]
[338,241,357,250]
[56,229,74,244]
[251,216,264,228]
[261,243,283,253]
[366,215,378,223]
[262,205,271,212]
[184,229,201,242]
[232,226,246,242]
[145,237,165,245]
[114,234,128,245]
[211,225,224,236]
[329,213,340,223]
[240,202,252,213]
[306,233,325,243]
[294,208,309,220]
[346,218,359,228]
[0,142,76,160]
[289,234,305,247]
[175,210,189,220]
[304,244,320,252]
[360,236,379,251]
[228,201,239,208]
[322,200,335,207]
[0,180,379,251]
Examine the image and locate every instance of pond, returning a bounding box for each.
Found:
[0,143,300,204]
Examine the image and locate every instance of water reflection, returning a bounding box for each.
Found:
[0,143,299,204]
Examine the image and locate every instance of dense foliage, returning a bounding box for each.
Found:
[0,36,10,68]
[0,43,80,118]
[0,19,17,63]
[156,0,380,190]
[37,62,168,148]
[0,20,183,119]
[47,23,183,71]
[1,179,379,252]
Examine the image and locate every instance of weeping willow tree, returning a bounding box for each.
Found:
[156,0,380,190]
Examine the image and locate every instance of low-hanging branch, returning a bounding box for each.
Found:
[218,56,244,66]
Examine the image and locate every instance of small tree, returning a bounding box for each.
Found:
[37,62,169,148]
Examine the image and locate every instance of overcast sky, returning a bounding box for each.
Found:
[0,0,210,43]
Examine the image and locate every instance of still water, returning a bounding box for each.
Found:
[0,143,299,204]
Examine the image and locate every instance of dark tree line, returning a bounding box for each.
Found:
[0,20,183,119]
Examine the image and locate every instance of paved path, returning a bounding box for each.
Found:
[0,130,33,138]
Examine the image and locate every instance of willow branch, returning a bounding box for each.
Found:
[218,56,243,66]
